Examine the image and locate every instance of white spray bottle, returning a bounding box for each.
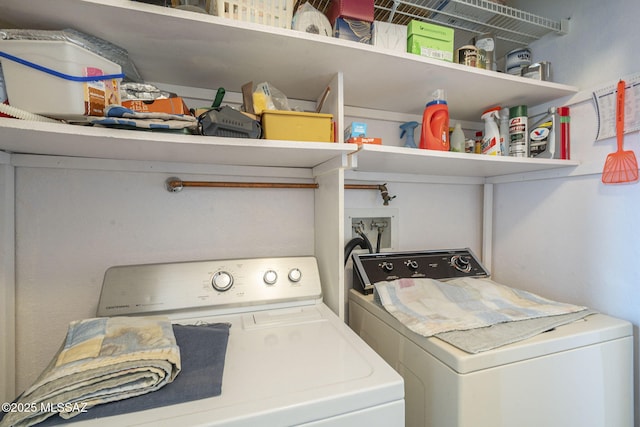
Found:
[481,106,502,156]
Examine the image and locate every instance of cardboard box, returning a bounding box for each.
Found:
[261,110,333,142]
[344,121,367,140]
[326,0,374,25]
[407,20,454,62]
[123,97,191,115]
[347,137,382,145]
[334,17,372,44]
[372,21,408,52]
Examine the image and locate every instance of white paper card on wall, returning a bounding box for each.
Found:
[593,72,640,140]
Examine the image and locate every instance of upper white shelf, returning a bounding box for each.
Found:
[0,0,578,122]
[308,0,569,58]
[0,118,356,169]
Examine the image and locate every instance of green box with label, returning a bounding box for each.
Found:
[407,20,454,62]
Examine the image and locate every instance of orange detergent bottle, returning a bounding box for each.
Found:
[419,89,450,151]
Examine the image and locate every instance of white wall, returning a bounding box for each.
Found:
[12,159,316,392]
[499,0,640,423]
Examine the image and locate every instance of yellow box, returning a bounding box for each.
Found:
[261,110,334,142]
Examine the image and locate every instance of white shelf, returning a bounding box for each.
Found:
[0,0,579,178]
[0,119,578,179]
[0,0,578,122]
[0,119,356,168]
[351,144,579,178]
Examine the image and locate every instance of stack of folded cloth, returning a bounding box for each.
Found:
[1,316,181,427]
[374,277,593,353]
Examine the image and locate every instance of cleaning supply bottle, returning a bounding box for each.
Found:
[481,106,502,156]
[450,122,465,152]
[474,131,483,153]
[419,89,449,151]
[400,121,419,148]
[499,107,510,156]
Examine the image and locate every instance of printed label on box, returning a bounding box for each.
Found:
[83,67,120,116]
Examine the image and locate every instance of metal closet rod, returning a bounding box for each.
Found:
[165,178,396,205]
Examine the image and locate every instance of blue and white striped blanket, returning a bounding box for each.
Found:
[374,277,587,338]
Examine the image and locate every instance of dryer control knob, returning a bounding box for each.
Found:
[381,261,394,272]
[212,271,234,292]
[405,260,419,270]
[263,270,278,285]
[288,268,302,282]
[452,255,472,273]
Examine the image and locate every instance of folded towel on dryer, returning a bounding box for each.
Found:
[374,277,587,339]
[1,316,180,427]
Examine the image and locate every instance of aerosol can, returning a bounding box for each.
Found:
[481,106,502,155]
[420,89,449,151]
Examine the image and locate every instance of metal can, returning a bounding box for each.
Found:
[456,45,478,67]
[505,47,532,75]
[521,61,551,81]
[473,33,496,71]
[476,48,487,69]
[508,105,528,157]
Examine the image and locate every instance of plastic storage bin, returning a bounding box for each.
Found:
[261,110,333,142]
[0,39,123,119]
[210,0,294,29]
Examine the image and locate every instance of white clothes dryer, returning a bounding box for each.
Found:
[36,256,405,426]
[348,249,633,427]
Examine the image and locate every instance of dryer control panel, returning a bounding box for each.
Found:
[352,248,489,295]
[97,256,322,317]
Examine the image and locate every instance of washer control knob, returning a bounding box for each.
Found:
[405,259,419,270]
[381,261,394,272]
[452,255,472,273]
[288,268,302,282]
[263,270,278,285]
[211,271,233,292]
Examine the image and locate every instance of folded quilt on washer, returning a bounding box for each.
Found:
[0,316,181,427]
[374,277,587,340]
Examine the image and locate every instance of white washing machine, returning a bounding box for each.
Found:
[42,256,404,426]
[347,249,634,427]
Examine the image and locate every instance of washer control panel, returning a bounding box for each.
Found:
[352,248,489,294]
[97,256,322,316]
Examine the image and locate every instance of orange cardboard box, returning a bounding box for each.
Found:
[123,97,191,115]
[347,137,382,145]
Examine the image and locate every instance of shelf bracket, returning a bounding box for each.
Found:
[388,1,400,23]
[559,18,570,35]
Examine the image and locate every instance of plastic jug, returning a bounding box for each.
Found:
[419,89,449,151]
[450,122,465,152]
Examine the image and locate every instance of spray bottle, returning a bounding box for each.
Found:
[481,106,502,156]
[419,89,449,151]
[400,121,419,148]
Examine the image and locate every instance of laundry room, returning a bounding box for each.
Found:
[0,0,638,426]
